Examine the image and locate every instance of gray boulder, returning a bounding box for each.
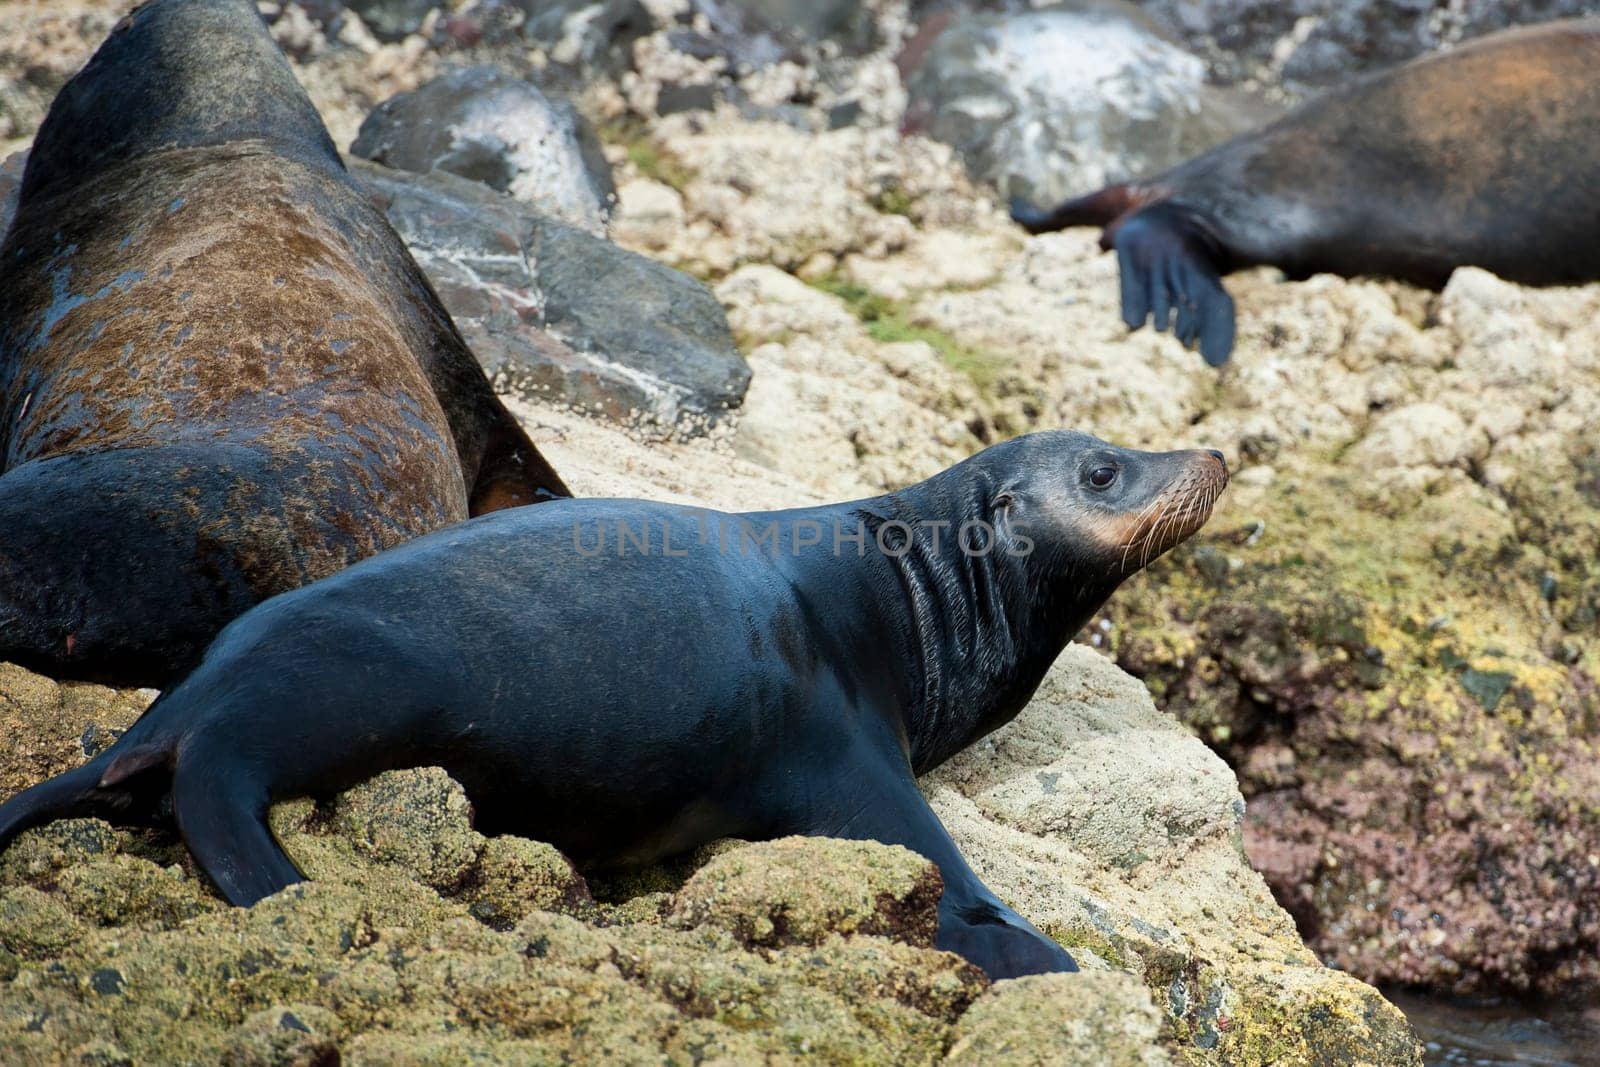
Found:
[902,1,1271,206]
[518,0,656,71]
[353,159,750,431]
[703,0,879,54]
[1133,0,1600,93]
[340,0,445,41]
[351,66,615,236]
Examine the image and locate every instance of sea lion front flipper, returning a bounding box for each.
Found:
[1107,201,1236,366]
[800,746,1076,980]
[467,399,572,514]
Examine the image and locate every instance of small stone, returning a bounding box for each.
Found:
[462,836,592,929]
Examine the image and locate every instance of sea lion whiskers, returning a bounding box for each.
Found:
[1118,464,1225,572]
[1141,476,1221,568]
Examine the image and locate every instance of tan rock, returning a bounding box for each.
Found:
[946,971,1171,1067]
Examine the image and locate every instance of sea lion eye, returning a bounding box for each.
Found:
[1088,467,1118,490]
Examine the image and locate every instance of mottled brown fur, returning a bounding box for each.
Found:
[0,0,568,685]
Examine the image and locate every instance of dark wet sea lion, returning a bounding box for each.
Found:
[1012,19,1600,365]
[0,0,568,687]
[0,430,1226,980]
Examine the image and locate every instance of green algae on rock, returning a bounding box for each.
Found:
[946,971,1172,1067]
[667,836,943,949]
[1104,437,1600,997]
[0,652,1418,1066]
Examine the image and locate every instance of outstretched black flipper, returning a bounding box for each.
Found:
[1010,183,1140,235]
[1109,202,1236,366]
[796,719,1077,981]
[0,719,302,906]
[0,763,113,851]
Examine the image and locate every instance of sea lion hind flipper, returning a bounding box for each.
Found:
[0,733,184,854]
[172,757,302,907]
[804,749,1076,980]
[1010,183,1140,234]
[0,763,111,852]
[468,403,573,514]
[1109,202,1236,366]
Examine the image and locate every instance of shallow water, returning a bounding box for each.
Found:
[1387,991,1600,1067]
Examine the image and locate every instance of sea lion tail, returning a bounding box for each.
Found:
[1107,202,1237,366]
[1010,184,1141,235]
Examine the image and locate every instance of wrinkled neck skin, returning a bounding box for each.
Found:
[773,473,1122,776]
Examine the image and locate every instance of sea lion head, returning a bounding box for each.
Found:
[979,430,1228,585]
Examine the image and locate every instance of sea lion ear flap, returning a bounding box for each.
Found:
[1106,203,1237,366]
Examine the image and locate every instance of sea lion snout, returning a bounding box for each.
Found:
[978,432,1225,577]
[1065,444,1227,573]
[1105,447,1227,570]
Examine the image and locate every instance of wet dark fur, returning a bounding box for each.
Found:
[0,431,1226,981]
[1013,20,1600,364]
[0,0,568,686]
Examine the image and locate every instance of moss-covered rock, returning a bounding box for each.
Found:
[924,646,1423,1066]
[0,650,1418,1065]
[460,835,591,930]
[1105,433,1600,996]
[0,665,150,800]
[946,972,1172,1067]
[667,835,943,949]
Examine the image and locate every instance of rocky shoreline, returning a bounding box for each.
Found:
[0,649,1419,1064]
[2,0,1597,1061]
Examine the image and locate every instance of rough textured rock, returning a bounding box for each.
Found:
[713,0,882,54]
[517,0,655,74]
[0,753,990,1063]
[354,158,749,431]
[1132,0,1600,96]
[0,650,1418,1065]
[0,664,151,802]
[902,2,1271,204]
[529,210,753,419]
[339,0,443,42]
[351,65,616,234]
[946,971,1172,1066]
[668,837,944,949]
[924,646,1422,1064]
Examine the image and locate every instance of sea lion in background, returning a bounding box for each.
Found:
[0,431,1226,980]
[0,0,568,687]
[1012,19,1600,365]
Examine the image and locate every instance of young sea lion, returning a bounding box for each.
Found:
[0,431,1227,980]
[0,0,568,687]
[1013,19,1600,365]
